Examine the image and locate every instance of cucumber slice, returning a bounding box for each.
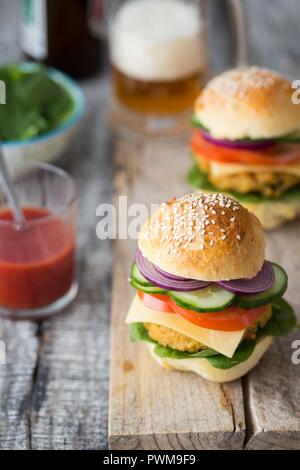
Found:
[130,279,166,294]
[169,285,235,313]
[131,262,152,287]
[235,263,288,308]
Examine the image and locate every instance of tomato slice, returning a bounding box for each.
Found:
[138,291,174,313]
[168,298,269,331]
[191,130,300,166]
[138,290,269,331]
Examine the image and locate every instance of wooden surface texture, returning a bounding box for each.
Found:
[109,139,300,450]
[0,0,300,449]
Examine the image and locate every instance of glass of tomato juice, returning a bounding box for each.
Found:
[0,162,77,320]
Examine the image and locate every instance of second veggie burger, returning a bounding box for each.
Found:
[189,67,300,229]
[126,193,296,382]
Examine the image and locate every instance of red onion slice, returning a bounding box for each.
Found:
[154,265,190,281]
[135,249,211,292]
[201,130,275,151]
[218,261,275,295]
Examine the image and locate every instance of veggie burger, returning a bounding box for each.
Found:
[189,67,300,229]
[126,193,296,382]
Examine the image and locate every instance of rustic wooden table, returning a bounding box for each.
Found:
[0,0,299,450]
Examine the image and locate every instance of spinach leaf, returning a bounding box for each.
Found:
[0,64,75,141]
[258,298,297,337]
[153,344,219,359]
[207,340,256,370]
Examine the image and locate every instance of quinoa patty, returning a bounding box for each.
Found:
[144,306,272,353]
[195,153,300,198]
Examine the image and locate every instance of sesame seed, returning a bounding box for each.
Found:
[237,234,241,240]
[203,67,283,110]
[145,193,241,253]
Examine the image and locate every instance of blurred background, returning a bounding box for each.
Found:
[1,1,300,75]
[0,0,299,451]
[1,0,299,139]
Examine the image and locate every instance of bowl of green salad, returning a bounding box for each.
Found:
[0,62,85,173]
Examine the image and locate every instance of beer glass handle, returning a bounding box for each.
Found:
[226,0,247,66]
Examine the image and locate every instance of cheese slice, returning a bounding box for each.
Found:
[126,295,246,358]
[209,160,300,178]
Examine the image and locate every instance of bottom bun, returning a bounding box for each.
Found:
[146,336,272,383]
[195,188,300,230]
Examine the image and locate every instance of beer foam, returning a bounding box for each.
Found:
[110,0,206,81]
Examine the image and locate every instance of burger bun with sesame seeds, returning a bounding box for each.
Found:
[194,66,300,140]
[138,192,265,281]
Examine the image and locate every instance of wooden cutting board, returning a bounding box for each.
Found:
[109,137,300,450]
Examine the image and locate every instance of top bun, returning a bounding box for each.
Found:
[138,193,265,281]
[194,66,300,140]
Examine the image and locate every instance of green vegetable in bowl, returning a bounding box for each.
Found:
[0,64,75,141]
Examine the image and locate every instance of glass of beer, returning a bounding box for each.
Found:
[107,0,245,138]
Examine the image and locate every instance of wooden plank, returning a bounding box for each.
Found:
[244,0,300,77]
[244,333,300,449]
[30,302,110,450]
[109,138,300,450]
[109,139,246,450]
[0,4,39,449]
[29,79,113,450]
[0,321,38,449]
[108,0,300,450]
[244,225,300,449]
